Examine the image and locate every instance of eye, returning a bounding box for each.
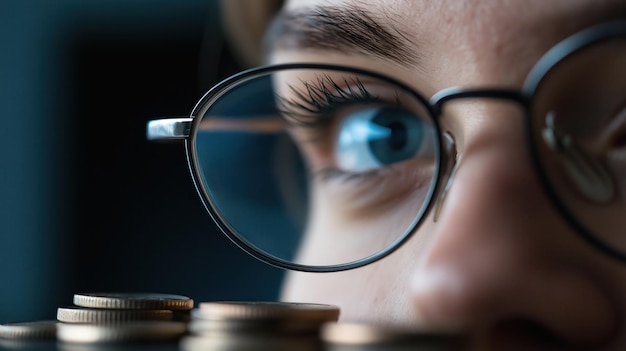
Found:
[335,106,436,172]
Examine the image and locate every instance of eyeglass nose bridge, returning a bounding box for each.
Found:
[422,87,530,222]
[425,87,531,223]
[429,87,529,116]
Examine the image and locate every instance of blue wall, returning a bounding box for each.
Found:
[0,0,283,322]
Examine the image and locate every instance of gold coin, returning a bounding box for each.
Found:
[57,306,173,324]
[180,334,321,351]
[190,302,339,337]
[73,293,194,310]
[195,301,340,322]
[188,317,326,335]
[56,321,187,343]
[321,322,467,351]
[0,320,57,340]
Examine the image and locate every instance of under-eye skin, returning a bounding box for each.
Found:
[315,156,437,217]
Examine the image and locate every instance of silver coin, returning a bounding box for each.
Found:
[56,321,187,343]
[73,293,194,310]
[57,306,173,324]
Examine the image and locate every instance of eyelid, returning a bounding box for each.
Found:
[277,74,379,127]
[278,76,409,129]
[278,74,399,127]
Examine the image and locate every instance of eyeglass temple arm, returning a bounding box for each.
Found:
[146,118,192,141]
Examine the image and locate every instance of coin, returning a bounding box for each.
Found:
[321,322,467,351]
[185,301,339,350]
[180,334,321,351]
[0,320,57,340]
[56,321,187,343]
[196,301,340,322]
[191,301,339,335]
[188,317,327,335]
[73,293,194,310]
[57,306,173,324]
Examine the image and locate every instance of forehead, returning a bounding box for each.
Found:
[285,0,622,32]
[279,0,625,88]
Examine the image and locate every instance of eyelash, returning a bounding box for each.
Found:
[277,74,381,127]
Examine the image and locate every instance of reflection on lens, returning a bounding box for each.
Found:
[531,37,626,254]
[191,67,439,269]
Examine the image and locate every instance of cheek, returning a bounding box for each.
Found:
[281,220,438,323]
[280,263,406,323]
[299,203,419,261]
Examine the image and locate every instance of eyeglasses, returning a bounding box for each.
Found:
[147,21,626,272]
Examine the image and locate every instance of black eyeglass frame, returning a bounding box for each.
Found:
[147,21,626,272]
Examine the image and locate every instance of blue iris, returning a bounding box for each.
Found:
[335,106,431,172]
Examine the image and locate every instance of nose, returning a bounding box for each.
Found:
[411,102,619,349]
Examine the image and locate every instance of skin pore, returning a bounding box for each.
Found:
[267,0,626,349]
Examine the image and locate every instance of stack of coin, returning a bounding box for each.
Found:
[0,320,58,349]
[56,292,193,344]
[181,301,340,351]
[321,322,467,351]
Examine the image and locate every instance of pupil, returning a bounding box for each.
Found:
[388,122,407,150]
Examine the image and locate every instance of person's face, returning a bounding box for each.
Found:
[268,0,626,349]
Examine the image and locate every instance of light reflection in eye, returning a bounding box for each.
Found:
[335,106,435,173]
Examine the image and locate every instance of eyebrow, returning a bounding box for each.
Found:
[265,5,419,67]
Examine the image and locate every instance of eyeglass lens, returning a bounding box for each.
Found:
[530,36,626,254]
[192,68,440,267]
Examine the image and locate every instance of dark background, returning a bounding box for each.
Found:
[0,0,284,323]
